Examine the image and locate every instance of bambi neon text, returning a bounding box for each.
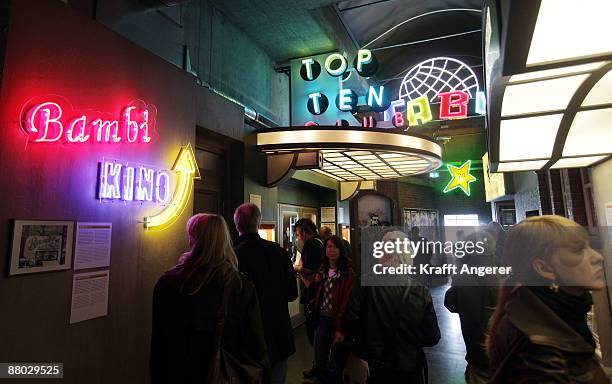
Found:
[21,100,154,143]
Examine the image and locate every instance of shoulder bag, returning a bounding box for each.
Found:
[206,277,265,384]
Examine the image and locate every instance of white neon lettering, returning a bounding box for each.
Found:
[338,89,353,111]
[27,102,63,142]
[356,49,372,73]
[301,58,315,80]
[140,109,151,143]
[21,100,155,144]
[155,171,171,203]
[136,167,154,201]
[324,53,347,76]
[66,116,89,143]
[123,166,135,201]
[93,119,121,143]
[122,106,139,143]
[100,161,122,199]
[308,93,322,114]
[367,86,385,108]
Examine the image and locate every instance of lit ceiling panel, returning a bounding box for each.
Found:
[319,149,432,181]
[499,114,562,161]
[550,156,607,169]
[562,108,612,157]
[496,160,548,172]
[501,75,588,117]
[582,70,612,107]
[526,0,612,66]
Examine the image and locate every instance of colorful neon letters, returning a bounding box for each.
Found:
[407,95,433,126]
[439,91,470,120]
[301,49,373,81]
[22,100,154,143]
[98,160,171,204]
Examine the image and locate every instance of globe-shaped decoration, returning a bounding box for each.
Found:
[399,57,480,102]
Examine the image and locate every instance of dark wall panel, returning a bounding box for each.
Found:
[0,1,238,382]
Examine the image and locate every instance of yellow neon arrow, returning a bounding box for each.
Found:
[144,143,200,229]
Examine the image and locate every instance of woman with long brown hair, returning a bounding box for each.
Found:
[487,215,606,383]
[310,235,356,383]
[150,214,269,383]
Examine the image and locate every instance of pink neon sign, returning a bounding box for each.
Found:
[21,100,156,144]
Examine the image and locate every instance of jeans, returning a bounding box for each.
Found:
[314,315,336,383]
[269,358,288,384]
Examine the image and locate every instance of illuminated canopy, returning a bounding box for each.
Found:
[485,0,612,172]
[256,127,442,182]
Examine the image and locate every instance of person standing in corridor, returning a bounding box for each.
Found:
[234,203,298,384]
[487,215,607,383]
[150,213,269,384]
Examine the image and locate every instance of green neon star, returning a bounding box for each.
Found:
[443,160,477,196]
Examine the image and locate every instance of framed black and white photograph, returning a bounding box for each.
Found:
[9,220,74,275]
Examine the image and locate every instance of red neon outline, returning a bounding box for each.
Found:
[438,91,470,120]
[25,102,63,142]
[66,116,90,143]
[20,99,157,144]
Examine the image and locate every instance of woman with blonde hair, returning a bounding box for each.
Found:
[150,214,269,384]
[487,215,606,383]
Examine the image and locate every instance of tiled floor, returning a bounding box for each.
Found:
[286,284,467,384]
[425,284,467,384]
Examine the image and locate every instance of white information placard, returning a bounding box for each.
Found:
[321,207,336,223]
[74,222,112,270]
[249,194,262,211]
[70,270,109,324]
[605,202,612,245]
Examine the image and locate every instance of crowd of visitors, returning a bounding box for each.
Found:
[150,208,606,384]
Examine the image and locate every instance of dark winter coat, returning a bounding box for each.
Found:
[342,280,441,373]
[298,236,324,304]
[234,233,298,363]
[489,286,607,384]
[150,265,269,384]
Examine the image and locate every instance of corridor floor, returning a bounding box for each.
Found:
[286,284,467,384]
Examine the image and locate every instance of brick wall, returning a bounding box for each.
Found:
[376,173,492,227]
[537,171,552,215]
[568,169,588,226]
[549,169,566,216]
[536,169,587,225]
[375,180,400,225]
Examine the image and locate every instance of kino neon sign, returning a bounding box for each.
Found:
[20,100,155,143]
[97,144,200,229]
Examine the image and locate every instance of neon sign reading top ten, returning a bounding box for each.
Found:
[21,100,154,143]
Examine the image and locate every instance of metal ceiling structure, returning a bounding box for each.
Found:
[216,0,486,181]
[336,0,483,99]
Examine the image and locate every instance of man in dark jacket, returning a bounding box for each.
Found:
[343,279,440,383]
[445,230,498,384]
[293,218,323,341]
[234,203,299,384]
[343,234,439,384]
[409,226,433,287]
